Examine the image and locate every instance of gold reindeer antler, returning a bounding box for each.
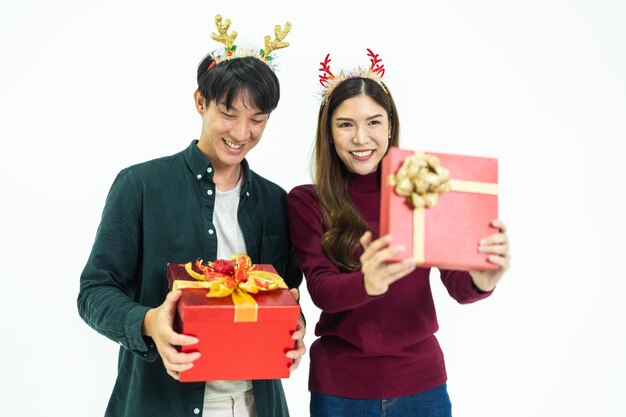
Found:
[262,22,291,59]
[210,15,238,51]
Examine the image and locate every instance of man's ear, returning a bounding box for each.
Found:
[194,89,206,115]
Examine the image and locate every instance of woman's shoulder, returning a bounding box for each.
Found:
[288,184,316,199]
[287,184,321,206]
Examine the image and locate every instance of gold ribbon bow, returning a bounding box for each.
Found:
[388,151,499,264]
[388,152,452,209]
[172,254,287,322]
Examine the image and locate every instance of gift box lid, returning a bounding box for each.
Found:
[166,262,300,322]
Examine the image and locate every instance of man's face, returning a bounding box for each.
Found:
[197,91,270,170]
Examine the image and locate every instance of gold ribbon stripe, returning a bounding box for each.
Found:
[172,280,258,322]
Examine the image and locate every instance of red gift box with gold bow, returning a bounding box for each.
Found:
[380,147,499,271]
[166,254,300,382]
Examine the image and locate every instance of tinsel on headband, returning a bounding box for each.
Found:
[207,14,291,71]
[318,49,387,102]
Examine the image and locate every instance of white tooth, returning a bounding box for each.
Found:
[225,140,243,149]
[352,150,373,157]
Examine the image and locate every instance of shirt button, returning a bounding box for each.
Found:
[207,189,213,196]
[208,229,214,235]
[207,167,213,173]
[193,408,200,415]
[196,174,202,180]
[245,191,250,197]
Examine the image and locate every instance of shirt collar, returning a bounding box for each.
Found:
[183,140,252,196]
[347,166,381,192]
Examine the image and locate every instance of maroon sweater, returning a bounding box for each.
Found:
[286,169,492,399]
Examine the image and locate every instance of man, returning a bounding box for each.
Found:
[78,15,304,417]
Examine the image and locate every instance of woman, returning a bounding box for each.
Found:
[287,54,510,417]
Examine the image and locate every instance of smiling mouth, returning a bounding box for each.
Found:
[224,139,244,150]
[350,150,374,157]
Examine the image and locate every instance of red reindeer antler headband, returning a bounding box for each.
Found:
[318,49,387,102]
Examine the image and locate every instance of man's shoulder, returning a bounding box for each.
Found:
[120,148,185,179]
[247,169,288,196]
[131,149,184,170]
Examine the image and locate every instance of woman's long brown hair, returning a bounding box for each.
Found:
[314,77,400,271]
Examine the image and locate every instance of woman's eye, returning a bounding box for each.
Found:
[221,112,235,118]
[338,122,352,128]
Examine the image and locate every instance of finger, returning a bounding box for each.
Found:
[359,231,373,249]
[491,219,507,233]
[365,244,406,269]
[380,260,416,285]
[479,242,509,256]
[290,317,305,342]
[167,330,200,347]
[286,344,306,360]
[164,360,195,375]
[360,234,393,263]
[162,290,183,320]
[167,369,180,380]
[162,348,201,367]
[479,232,508,247]
[164,290,182,308]
[286,342,306,371]
[296,316,305,327]
[288,356,302,372]
[487,254,510,270]
[289,288,299,302]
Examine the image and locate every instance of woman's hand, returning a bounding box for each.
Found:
[142,290,201,380]
[469,219,511,292]
[360,231,416,296]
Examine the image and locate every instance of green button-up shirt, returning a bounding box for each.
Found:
[78,140,302,417]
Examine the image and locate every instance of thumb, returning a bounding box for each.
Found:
[359,231,372,249]
[289,288,299,302]
[163,290,182,313]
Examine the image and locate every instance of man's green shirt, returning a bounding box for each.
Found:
[78,140,302,417]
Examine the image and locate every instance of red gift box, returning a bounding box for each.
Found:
[166,262,300,382]
[380,147,499,271]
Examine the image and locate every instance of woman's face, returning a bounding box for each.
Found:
[330,94,391,175]
[196,90,269,170]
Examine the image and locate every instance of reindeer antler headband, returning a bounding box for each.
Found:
[318,49,387,102]
[207,14,291,71]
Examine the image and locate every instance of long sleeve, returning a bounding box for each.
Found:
[439,268,493,304]
[287,185,374,313]
[77,168,156,358]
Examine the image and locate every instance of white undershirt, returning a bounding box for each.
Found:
[204,178,253,401]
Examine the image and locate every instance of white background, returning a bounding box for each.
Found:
[1,1,625,416]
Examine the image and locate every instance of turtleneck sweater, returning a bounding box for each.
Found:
[287,168,492,399]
